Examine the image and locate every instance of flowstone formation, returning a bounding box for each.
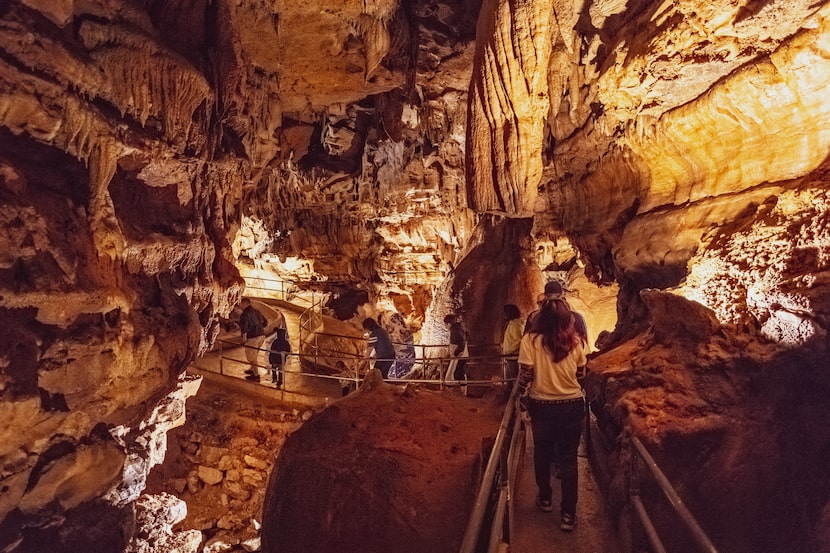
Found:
[585,290,829,553]
[461,1,830,550]
[0,0,487,549]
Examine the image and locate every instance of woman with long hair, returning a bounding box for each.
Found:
[518,299,587,532]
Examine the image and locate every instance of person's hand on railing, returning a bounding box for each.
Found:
[518,394,531,423]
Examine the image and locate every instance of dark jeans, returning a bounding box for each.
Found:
[505,359,518,381]
[528,397,585,516]
[270,364,283,386]
[374,359,393,379]
[452,358,467,381]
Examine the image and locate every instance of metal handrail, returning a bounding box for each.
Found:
[208,338,517,391]
[630,436,719,553]
[459,378,523,553]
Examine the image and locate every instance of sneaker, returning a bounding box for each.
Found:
[536,495,553,513]
[560,513,576,532]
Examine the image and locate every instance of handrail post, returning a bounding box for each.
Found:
[629,439,642,551]
[501,355,506,383]
[459,378,520,553]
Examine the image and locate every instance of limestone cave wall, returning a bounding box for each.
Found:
[460,1,830,551]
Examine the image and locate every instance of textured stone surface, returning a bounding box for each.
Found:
[261,373,504,553]
[584,291,828,553]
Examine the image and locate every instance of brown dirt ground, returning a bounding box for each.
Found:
[260,373,507,553]
[146,372,509,553]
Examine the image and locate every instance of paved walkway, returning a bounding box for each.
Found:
[510,429,621,552]
[191,297,343,402]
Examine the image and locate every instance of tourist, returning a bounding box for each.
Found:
[518,299,587,532]
[501,304,524,380]
[525,280,588,346]
[379,312,416,379]
[443,313,469,387]
[362,317,395,379]
[238,298,268,381]
[268,327,291,388]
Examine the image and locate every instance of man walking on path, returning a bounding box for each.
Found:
[239,298,268,381]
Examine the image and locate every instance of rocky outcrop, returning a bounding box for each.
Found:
[0,2,241,550]
[0,0,483,548]
[585,291,830,553]
[261,373,504,553]
[143,376,313,553]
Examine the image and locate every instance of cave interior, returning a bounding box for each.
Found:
[1,0,829,552]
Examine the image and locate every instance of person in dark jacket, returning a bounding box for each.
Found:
[525,280,588,345]
[362,317,395,379]
[268,327,291,388]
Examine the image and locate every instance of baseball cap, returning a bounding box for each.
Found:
[544,280,565,300]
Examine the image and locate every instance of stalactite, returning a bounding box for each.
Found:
[79,20,212,143]
[466,0,556,216]
[88,137,124,261]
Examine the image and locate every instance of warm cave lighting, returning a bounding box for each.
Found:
[677,256,817,347]
[274,256,305,273]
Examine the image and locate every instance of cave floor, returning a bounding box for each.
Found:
[510,432,621,552]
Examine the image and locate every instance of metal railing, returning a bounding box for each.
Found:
[630,436,719,553]
[241,274,318,309]
[235,275,719,552]
[204,337,518,393]
[459,377,524,553]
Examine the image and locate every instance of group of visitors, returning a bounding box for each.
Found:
[361,279,590,533]
[239,276,588,533]
[238,298,291,388]
[361,312,468,385]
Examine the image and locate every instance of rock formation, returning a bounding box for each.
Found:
[1,0,829,551]
[260,374,505,553]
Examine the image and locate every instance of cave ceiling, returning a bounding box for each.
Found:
[1,0,830,550]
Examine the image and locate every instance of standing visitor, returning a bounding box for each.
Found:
[268,327,291,388]
[518,299,587,532]
[379,312,416,379]
[443,313,469,387]
[239,298,268,381]
[362,317,395,379]
[501,304,524,380]
[525,280,588,346]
